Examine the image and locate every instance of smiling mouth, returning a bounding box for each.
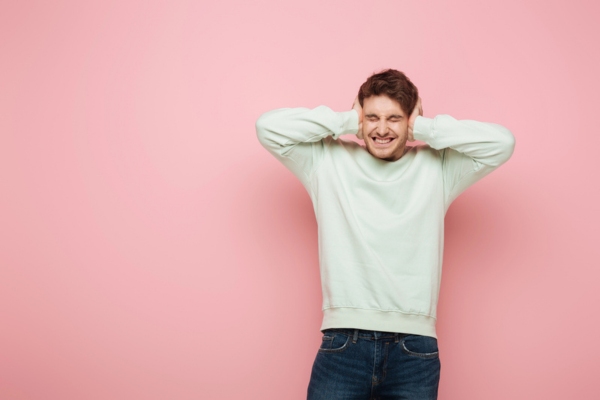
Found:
[371,137,395,146]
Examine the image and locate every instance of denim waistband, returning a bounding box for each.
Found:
[323,328,411,342]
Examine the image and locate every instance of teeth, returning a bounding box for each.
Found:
[375,138,392,144]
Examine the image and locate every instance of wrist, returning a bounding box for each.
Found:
[341,110,360,135]
[412,115,435,141]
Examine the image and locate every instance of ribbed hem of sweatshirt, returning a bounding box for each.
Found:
[320,307,437,339]
[335,110,359,138]
[412,115,435,141]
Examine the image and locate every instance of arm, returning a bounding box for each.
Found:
[255,105,359,188]
[412,113,516,206]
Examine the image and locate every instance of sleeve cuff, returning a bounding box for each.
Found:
[339,109,359,136]
[412,115,435,140]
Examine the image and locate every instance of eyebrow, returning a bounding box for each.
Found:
[365,114,404,118]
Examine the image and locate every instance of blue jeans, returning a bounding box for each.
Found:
[307,328,441,400]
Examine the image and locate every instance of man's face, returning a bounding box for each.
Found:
[362,95,409,162]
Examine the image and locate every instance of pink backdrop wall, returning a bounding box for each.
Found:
[1,0,599,398]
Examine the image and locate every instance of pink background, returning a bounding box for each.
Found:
[1,0,599,399]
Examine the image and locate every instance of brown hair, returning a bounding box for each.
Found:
[358,69,419,116]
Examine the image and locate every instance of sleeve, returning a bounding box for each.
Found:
[255,105,359,189]
[412,114,516,207]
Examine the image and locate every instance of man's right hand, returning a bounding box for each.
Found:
[352,96,364,140]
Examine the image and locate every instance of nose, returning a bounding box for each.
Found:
[376,119,388,135]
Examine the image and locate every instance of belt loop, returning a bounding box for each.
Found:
[353,329,359,343]
[394,333,399,343]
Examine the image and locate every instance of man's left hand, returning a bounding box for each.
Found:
[407,97,423,142]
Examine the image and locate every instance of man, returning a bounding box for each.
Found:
[255,69,515,400]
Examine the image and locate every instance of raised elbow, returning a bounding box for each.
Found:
[255,112,273,147]
[497,126,516,164]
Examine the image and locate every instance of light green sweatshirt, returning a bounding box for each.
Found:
[255,105,515,338]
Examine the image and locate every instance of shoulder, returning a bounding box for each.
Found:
[409,144,445,166]
[413,143,442,157]
[324,136,364,152]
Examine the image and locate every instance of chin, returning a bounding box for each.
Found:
[369,149,393,159]
[370,145,395,155]
[367,143,405,161]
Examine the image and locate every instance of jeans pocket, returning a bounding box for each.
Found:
[318,333,350,353]
[400,334,439,359]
